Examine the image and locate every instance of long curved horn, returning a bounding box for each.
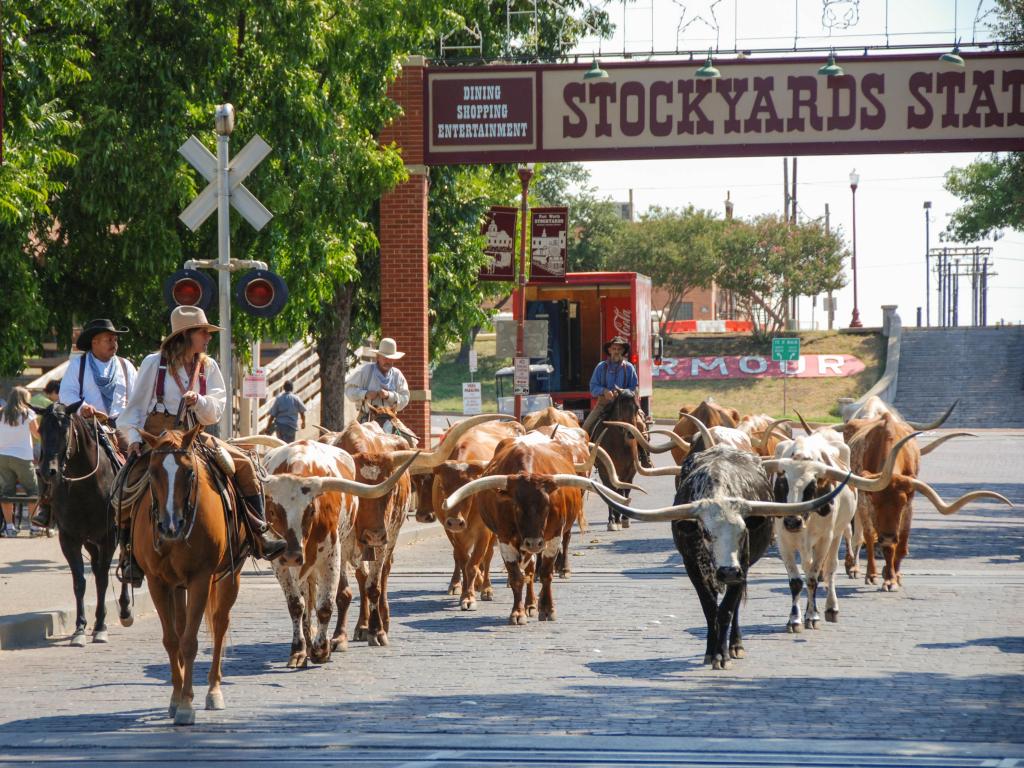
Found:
[920,432,975,456]
[604,421,686,454]
[906,399,959,431]
[574,440,601,475]
[548,474,596,492]
[314,424,334,436]
[229,435,286,449]
[794,410,814,435]
[909,480,1013,515]
[649,428,691,452]
[591,481,699,521]
[632,451,681,477]
[680,412,716,448]
[794,431,922,492]
[441,474,509,513]
[758,419,792,453]
[745,472,852,517]
[317,451,420,499]
[392,413,513,471]
[592,446,646,493]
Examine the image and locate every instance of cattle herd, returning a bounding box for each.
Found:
[224,395,1011,680]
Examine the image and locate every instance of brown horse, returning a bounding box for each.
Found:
[133,425,246,726]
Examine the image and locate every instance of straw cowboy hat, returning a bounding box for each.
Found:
[76,319,129,351]
[364,337,405,360]
[603,335,631,357]
[161,306,222,349]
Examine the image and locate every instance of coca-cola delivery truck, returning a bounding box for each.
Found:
[502,271,658,423]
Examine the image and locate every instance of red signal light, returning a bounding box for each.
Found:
[244,278,274,308]
[172,278,203,306]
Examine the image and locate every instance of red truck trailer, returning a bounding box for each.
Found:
[511,271,656,423]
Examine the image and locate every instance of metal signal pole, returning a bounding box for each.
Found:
[513,163,534,421]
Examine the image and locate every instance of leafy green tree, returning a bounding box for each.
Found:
[716,215,847,333]
[611,206,721,332]
[0,1,90,374]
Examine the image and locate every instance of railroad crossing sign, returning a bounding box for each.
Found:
[771,337,801,362]
[178,133,273,232]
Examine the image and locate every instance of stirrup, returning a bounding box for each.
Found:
[116,557,144,588]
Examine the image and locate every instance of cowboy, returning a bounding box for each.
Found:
[32,320,137,529]
[116,306,285,587]
[582,335,652,468]
[345,337,410,423]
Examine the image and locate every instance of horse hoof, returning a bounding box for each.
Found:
[787,622,803,634]
[620,518,630,529]
[205,691,225,711]
[119,614,134,628]
[174,706,196,726]
[509,613,528,626]
[331,635,348,653]
[353,627,368,642]
[539,610,556,622]
[460,598,476,611]
[730,647,745,659]
[93,630,109,644]
[526,605,537,617]
[606,521,620,532]
[712,655,730,670]
[287,653,307,669]
[558,570,571,580]
[825,609,839,623]
[368,632,388,647]
[168,704,177,718]
[69,631,87,648]
[447,585,459,596]
[481,589,494,601]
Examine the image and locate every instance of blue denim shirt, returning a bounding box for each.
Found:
[589,360,639,398]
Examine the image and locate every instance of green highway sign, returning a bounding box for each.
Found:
[771,337,801,362]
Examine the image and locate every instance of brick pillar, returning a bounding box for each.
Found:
[380,56,431,446]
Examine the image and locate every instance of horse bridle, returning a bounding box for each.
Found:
[55,414,102,484]
[147,445,202,541]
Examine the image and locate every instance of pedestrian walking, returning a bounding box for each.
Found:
[265,380,306,443]
[0,387,40,537]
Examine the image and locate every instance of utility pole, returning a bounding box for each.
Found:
[791,157,798,324]
[923,201,932,327]
[825,203,834,331]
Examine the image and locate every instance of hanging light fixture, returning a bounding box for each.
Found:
[817,50,843,77]
[695,48,721,79]
[583,57,608,80]
[940,40,965,66]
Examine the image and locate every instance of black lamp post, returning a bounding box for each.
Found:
[514,162,535,421]
[848,169,863,328]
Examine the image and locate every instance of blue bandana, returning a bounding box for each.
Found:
[87,353,118,413]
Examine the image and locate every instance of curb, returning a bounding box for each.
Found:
[0,519,446,652]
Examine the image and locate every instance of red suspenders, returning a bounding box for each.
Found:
[155,355,206,411]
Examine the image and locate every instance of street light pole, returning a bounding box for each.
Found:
[924,201,932,327]
[514,163,534,422]
[848,169,863,328]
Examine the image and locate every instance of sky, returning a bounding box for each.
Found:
[564,0,1023,327]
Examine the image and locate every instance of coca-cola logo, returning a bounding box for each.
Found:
[613,308,632,337]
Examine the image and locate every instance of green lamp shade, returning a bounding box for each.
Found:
[940,47,965,66]
[695,50,720,79]
[584,59,609,80]
[817,53,844,77]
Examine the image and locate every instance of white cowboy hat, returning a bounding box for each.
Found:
[364,337,405,360]
[161,306,222,348]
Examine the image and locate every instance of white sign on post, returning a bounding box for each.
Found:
[462,382,482,415]
[242,368,268,399]
[468,348,478,373]
[513,357,530,396]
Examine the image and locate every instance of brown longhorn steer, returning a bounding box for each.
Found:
[841,413,1011,590]
[671,399,741,464]
[441,435,592,625]
[522,406,581,431]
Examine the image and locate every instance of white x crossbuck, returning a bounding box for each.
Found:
[178,134,273,232]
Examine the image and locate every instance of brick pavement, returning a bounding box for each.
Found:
[0,433,1021,765]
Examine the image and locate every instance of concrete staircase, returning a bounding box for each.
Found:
[892,326,1024,428]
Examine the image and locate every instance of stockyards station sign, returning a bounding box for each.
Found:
[424,52,1024,164]
[654,354,866,381]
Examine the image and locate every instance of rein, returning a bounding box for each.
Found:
[60,416,103,484]
[148,445,202,543]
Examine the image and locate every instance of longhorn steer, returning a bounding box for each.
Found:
[260,440,414,665]
[522,406,580,431]
[762,429,858,632]
[593,417,849,670]
[671,398,741,464]
[441,435,592,625]
[842,413,1010,590]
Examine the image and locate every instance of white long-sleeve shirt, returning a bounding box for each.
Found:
[59,352,138,420]
[120,352,226,444]
[344,361,410,414]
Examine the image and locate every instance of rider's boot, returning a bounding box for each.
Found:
[30,500,52,530]
[116,525,144,588]
[242,494,287,561]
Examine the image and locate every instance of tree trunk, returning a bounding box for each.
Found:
[316,281,354,432]
[455,325,480,366]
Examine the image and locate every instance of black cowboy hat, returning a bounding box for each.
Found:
[76,319,128,351]
[603,335,631,357]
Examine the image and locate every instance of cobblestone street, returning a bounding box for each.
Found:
[1,433,1021,766]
